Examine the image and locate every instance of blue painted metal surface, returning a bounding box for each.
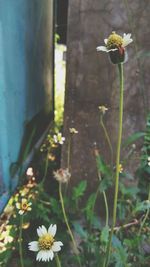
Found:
[0,0,54,212]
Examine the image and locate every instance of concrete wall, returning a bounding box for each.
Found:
[62,0,150,198]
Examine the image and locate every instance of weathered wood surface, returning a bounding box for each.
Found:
[61,0,150,195]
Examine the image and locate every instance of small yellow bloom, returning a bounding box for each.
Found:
[69,128,78,134]
[98,105,108,115]
[16,198,32,215]
[119,164,123,173]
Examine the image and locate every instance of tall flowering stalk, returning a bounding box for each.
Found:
[53,169,81,267]
[97,31,133,267]
[16,198,32,267]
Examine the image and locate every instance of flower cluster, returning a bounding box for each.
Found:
[119,164,123,173]
[147,157,150,166]
[53,132,65,145]
[53,168,71,183]
[28,225,63,262]
[0,224,13,252]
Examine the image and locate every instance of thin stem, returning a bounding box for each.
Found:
[67,136,71,170]
[97,170,109,228]
[19,215,24,267]
[97,170,109,267]
[59,183,81,267]
[138,185,150,235]
[100,116,113,167]
[41,149,50,185]
[103,191,109,227]
[105,63,124,267]
[55,254,62,267]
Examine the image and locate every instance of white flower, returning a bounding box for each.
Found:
[26,167,34,176]
[97,32,133,53]
[53,132,65,145]
[28,225,63,262]
[147,156,150,166]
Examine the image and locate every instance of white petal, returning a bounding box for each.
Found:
[96,46,108,52]
[123,33,133,47]
[104,38,108,44]
[48,224,57,237]
[19,210,24,215]
[28,241,39,251]
[48,250,54,260]
[40,225,48,235]
[16,203,20,209]
[37,225,47,237]
[38,250,53,262]
[107,48,118,52]
[36,250,45,261]
[52,241,63,252]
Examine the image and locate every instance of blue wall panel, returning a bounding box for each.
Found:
[0,0,54,211]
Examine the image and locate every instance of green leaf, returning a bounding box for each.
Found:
[134,200,150,213]
[112,236,128,267]
[100,226,109,244]
[99,177,112,192]
[84,193,96,221]
[50,197,61,216]
[123,132,145,147]
[96,155,112,177]
[73,221,88,239]
[119,183,139,197]
[72,180,87,200]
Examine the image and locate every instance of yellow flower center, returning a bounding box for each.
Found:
[107,32,123,49]
[21,203,28,210]
[38,234,54,250]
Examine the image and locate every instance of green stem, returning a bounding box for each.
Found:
[41,149,50,185]
[103,191,109,227]
[55,254,62,267]
[105,63,124,267]
[97,170,109,267]
[59,183,81,267]
[100,116,113,167]
[67,137,71,170]
[138,185,150,235]
[19,215,24,267]
[97,170,109,228]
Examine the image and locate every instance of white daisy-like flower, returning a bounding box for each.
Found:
[53,132,65,145]
[28,225,63,262]
[97,31,133,64]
